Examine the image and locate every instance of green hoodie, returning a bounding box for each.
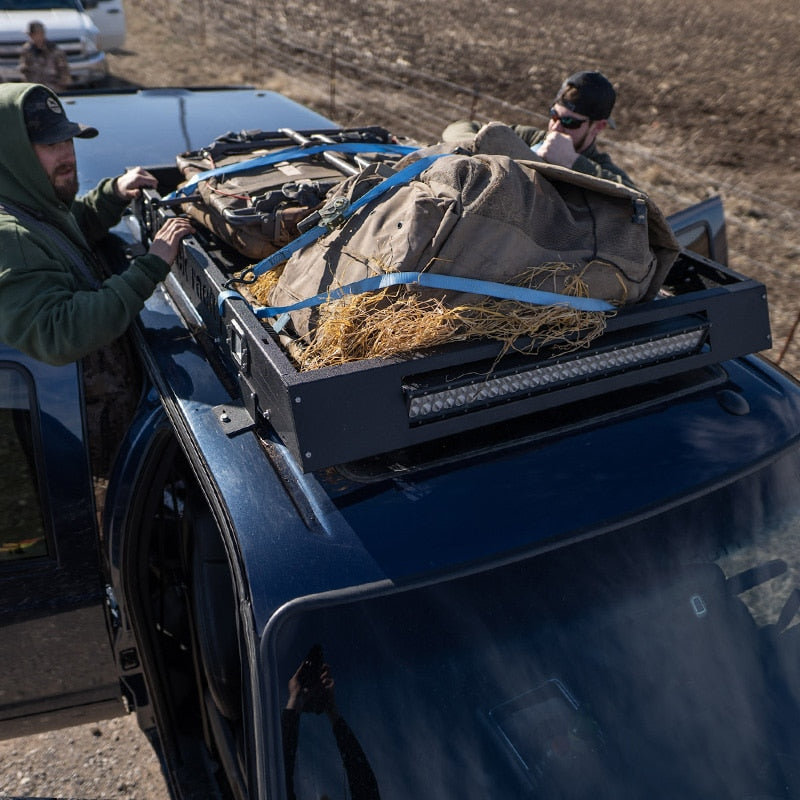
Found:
[0,83,170,366]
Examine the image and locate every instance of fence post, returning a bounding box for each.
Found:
[470,84,479,119]
[330,41,337,119]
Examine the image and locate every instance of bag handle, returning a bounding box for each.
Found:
[166,142,418,200]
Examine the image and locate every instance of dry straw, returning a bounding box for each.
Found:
[247,262,615,372]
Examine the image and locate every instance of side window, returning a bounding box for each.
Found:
[0,366,48,561]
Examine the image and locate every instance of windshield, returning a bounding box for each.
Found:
[272,443,800,799]
[0,1,79,9]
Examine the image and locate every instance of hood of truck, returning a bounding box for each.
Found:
[0,8,96,41]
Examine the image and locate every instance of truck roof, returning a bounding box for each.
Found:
[68,86,334,190]
[224,347,800,627]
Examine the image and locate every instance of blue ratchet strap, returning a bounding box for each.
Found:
[217,152,448,317]
[254,272,614,333]
[217,288,249,315]
[217,274,614,333]
[228,222,330,287]
[224,151,450,289]
[164,142,419,200]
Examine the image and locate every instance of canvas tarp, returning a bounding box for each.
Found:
[267,123,680,339]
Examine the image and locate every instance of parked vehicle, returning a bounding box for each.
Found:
[2,86,798,800]
[82,0,125,50]
[0,0,109,86]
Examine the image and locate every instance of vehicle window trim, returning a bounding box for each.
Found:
[0,360,57,568]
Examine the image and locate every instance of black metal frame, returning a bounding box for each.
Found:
[137,188,771,473]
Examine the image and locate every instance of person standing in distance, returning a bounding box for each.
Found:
[19,21,72,93]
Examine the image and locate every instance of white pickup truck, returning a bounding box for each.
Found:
[0,0,125,86]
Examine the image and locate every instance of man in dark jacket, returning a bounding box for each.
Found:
[0,83,193,365]
[0,82,193,512]
[442,70,635,187]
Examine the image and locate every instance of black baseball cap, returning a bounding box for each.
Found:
[554,71,616,124]
[23,85,98,145]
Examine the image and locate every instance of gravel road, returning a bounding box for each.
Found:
[0,716,169,799]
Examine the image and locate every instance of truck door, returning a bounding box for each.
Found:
[0,348,121,739]
[667,195,728,265]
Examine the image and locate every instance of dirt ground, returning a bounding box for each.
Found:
[1,1,799,798]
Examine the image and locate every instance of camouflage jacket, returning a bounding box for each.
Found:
[19,41,72,93]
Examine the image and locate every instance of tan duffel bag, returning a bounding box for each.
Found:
[267,123,680,340]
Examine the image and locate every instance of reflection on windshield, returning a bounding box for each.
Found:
[275,446,800,798]
[282,645,380,800]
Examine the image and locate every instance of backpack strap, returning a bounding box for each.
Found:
[166,142,419,200]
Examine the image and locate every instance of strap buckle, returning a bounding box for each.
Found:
[319,196,351,229]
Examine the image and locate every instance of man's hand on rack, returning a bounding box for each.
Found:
[148,216,195,265]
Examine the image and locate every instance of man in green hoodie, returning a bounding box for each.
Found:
[0,83,194,509]
[0,83,193,366]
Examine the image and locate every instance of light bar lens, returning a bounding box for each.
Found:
[406,328,707,422]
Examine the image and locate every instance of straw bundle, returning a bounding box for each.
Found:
[247,262,614,372]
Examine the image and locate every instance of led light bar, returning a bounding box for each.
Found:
[406,327,707,423]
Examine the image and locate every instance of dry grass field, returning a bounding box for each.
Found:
[1,0,799,797]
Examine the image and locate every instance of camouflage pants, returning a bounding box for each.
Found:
[82,336,142,534]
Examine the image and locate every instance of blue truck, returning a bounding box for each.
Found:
[2,87,799,800]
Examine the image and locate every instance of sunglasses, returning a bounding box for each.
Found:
[549,107,591,130]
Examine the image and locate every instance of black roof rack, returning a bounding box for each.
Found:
[138,191,770,473]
